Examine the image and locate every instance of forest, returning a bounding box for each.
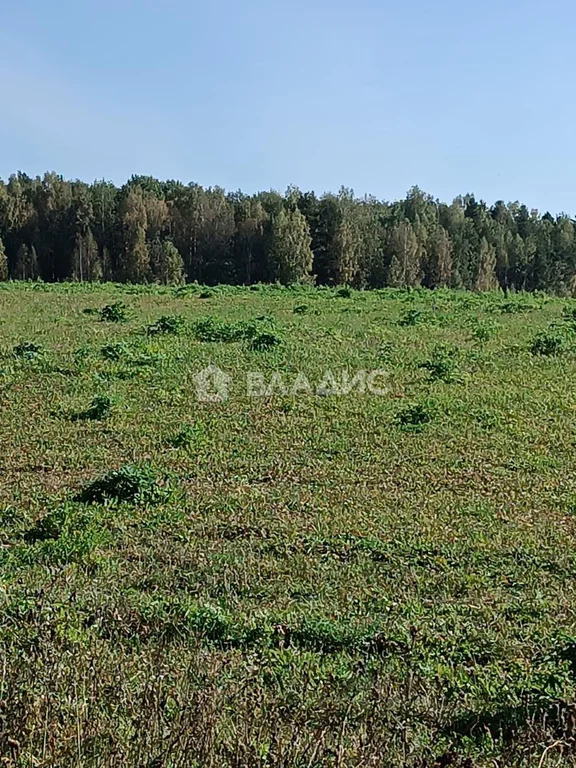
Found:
[1,171,575,293]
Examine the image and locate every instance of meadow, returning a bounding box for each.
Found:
[2,282,576,766]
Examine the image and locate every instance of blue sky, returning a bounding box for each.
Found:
[1,0,574,213]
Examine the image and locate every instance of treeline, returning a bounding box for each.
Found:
[1,172,575,293]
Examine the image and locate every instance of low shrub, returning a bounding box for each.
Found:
[99,302,128,323]
[146,315,186,336]
[22,505,107,566]
[24,507,68,543]
[193,317,271,343]
[101,342,129,361]
[529,330,566,356]
[335,287,352,298]
[13,341,44,360]
[398,309,428,327]
[73,395,112,422]
[249,331,282,351]
[396,403,433,430]
[419,346,458,382]
[75,464,171,505]
[470,320,499,342]
[167,424,206,449]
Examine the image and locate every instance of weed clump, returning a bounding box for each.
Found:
[101,342,129,361]
[167,424,206,449]
[249,331,282,351]
[146,315,186,336]
[73,395,112,422]
[396,403,433,430]
[193,317,244,342]
[13,341,44,360]
[419,346,458,382]
[470,320,499,341]
[499,300,535,314]
[398,309,428,327]
[293,304,308,314]
[336,287,352,298]
[24,507,68,543]
[562,307,576,324]
[529,330,566,356]
[290,617,367,653]
[99,302,128,323]
[193,317,272,344]
[75,464,170,505]
[22,505,108,566]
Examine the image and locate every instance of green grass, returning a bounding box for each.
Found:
[2,281,576,765]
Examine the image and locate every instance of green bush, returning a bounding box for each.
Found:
[335,287,352,298]
[419,346,458,382]
[396,403,433,430]
[24,507,68,543]
[146,315,186,336]
[499,300,535,314]
[249,331,282,351]
[75,464,171,505]
[22,505,108,566]
[13,341,44,360]
[398,309,427,327]
[99,302,128,323]
[101,342,129,361]
[290,617,366,653]
[529,331,566,356]
[470,320,499,341]
[167,424,205,449]
[192,317,267,343]
[73,395,112,422]
[193,317,241,342]
[562,307,576,323]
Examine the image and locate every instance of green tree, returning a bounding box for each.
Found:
[308,194,342,284]
[268,208,314,285]
[475,237,498,291]
[0,235,7,280]
[333,218,360,286]
[167,184,235,283]
[72,229,100,282]
[14,244,39,280]
[426,227,453,288]
[120,188,150,282]
[232,196,268,283]
[386,219,420,288]
[149,239,184,284]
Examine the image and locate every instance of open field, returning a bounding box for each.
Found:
[3,282,576,766]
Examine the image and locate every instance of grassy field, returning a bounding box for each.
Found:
[2,282,576,767]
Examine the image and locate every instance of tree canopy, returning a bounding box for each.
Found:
[0,173,574,293]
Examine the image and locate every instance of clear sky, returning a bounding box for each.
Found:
[1,0,574,214]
